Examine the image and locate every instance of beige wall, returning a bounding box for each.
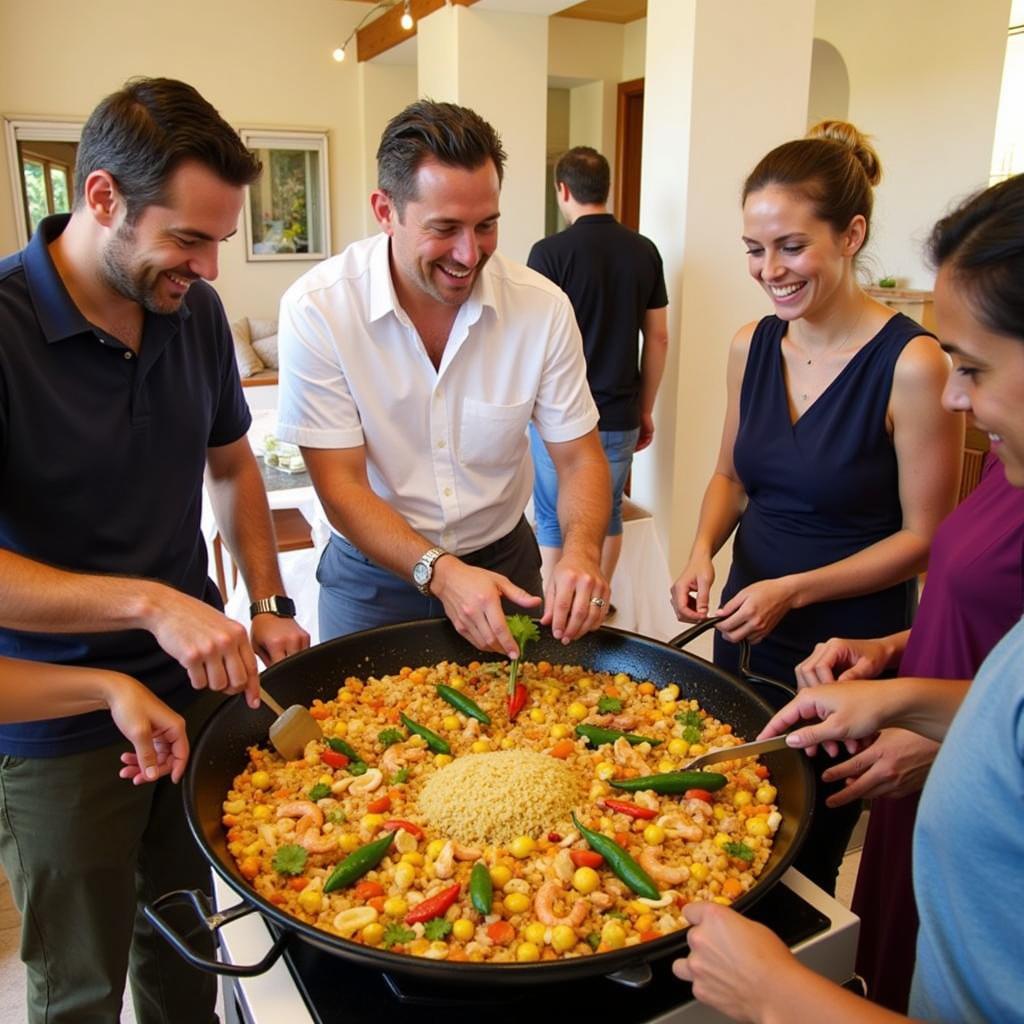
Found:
[0,0,375,321]
[814,0,1010,288]
[622,19,647,81]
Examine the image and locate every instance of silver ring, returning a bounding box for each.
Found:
[590,597,606,608]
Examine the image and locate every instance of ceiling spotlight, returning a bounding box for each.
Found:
[332,46,346,62]
[400,2,414,30]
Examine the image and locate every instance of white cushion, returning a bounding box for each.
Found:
[230,317,265,378]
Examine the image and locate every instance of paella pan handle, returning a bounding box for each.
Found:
[142,889,289,977]
[669,617,797,705]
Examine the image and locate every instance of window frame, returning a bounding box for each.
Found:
[239,129,331,263]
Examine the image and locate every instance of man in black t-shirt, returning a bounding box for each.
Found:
[527,146,669,596]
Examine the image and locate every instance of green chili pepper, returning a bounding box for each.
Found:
[609,770,728,794]
[326,737,361,761]
[571,813,659,901]
[575,724,662,748]
[469,861,493,915]
[323,830,396,893]
[436,685,491,725]
[399,713,451,755]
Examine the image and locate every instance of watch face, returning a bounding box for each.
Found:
[412,561,430,586]
[274,596,296,616]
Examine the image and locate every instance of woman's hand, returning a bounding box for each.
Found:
[107,677,190,785]
[671,553,716,622]
[672,903,798,1022]
[795,636,893,688]
[818,727,938,806]
[714,577,797,643]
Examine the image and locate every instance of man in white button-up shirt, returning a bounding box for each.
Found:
[278,101,612,659]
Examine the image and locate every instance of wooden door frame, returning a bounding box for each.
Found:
[614,77,644,222]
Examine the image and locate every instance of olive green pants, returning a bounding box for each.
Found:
[0,690,223,1024]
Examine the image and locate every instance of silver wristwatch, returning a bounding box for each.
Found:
[412,546,448,596]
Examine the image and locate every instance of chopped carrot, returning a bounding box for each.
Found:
[468,660,482,671]
[399,666,413,678]
[549,739,575,759]
[614,832,631,848]
[536,661,552,676]
[639,930,662,943]
[288,877,309,891]
[368,896,387,913]
[309,705,331,721]
[637,682,655,696]
[570,850,604,869]
[226,826,243,841]
[222,815,239,828]
[273,787,292,799]
[604,685,620,698]
[754,764,770,779]
[268,892,287,906]
[367,795,392,814]
[752,805,774,816]
[239,856,260,880]
[355,880,385,900]
[722,878,743,900]
[486,921,516,945]
[719,724,732,734]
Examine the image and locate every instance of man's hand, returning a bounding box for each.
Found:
[251,614,310,668]
[672,903,797,1021]
[795,636,893,688]
[103,675,190,785]
[431,557,542,659]
[143,589,260,709]
[635,412,656,453]
[540,551,609,643]
[670,553,715,622]
[714,576,798,643]
[819,727,938,806]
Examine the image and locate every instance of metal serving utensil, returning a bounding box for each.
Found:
[686,733,794,771]
[259,686,322,761]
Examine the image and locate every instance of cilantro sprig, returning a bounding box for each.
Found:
[723,841,755,863]
[423,918,453,940]
[506,614,540,697]
[307,783,331,801]
[378,728,404,748]
[597,695,623,714]
[382,922,416,948]
[272,844,308,877]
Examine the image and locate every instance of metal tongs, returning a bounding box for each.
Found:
[686,733,795,771]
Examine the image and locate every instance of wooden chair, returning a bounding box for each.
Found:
[212,506,314,601]
[959,425,989,504]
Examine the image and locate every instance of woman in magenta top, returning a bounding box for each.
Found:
[795,451,1024,1011]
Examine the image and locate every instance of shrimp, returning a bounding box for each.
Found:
[434,840,455,879]
[638,847,690,886]
[452,841,482,861]
[276,801,323,834]
[379,744,427,778]
[612,736,650,773]
[656,814,704,843]
[534,881,588,928]
[299,829,338,854]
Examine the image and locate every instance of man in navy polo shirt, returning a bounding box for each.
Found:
[0,78,308,1023]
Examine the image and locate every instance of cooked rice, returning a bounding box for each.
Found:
[418,750,583,846]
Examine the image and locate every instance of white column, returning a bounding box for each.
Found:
[416,5,548,263]
[632,0,815,585]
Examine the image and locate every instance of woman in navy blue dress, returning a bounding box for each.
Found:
[670,122,963,893]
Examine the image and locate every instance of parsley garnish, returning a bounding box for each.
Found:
[506,615,540,696]
[326,809,346,824]
[382,922,416,948]
[391,767,410,785]
[597,696,624,714]
[605,910,628,920]
[676,709,702,729]
[681,725,702,745]
[585,932,601,950]
[423,918,453,940]
[378,728,404,748]
[348,761,369,777]
[723,841,755,863]
[307,783,331,801]
[272,844,308,876]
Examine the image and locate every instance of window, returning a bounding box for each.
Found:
[240,131,330,261]
[991,1,1024,183]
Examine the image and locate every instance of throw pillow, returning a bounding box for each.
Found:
[248,317,278,342]
[230,317,265,378]
[252,334,279,370]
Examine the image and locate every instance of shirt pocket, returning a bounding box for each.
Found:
[459,397,533,469]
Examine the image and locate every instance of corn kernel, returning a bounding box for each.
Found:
[442,715,460,731]
[567,702,588,721]
[516,942,540,962]
[599,816,612,831]
[713,832,731,849]
[689,862,710,883]
[572,867,600,894]
[409,938,430,956]
[318,774,333,787]
[713,805,726,821]
[733,790,753,808]
[543,690,559,705]
[361,813,385,830]
[504,892,530,914]
[551,924,576,951]
[452,918,475,941]
[338,690,356,703]
[529,708,545,723]
[470,740,490,753]
[223,799,245,814]
[243,839,263,856]
[549,723,570,739]
[659,684,680,702]
[667,738,689,757]
[333,720,348,736]
[490,865,512,888]
[434,754,453,768]
[426,838,447,859]
[297,889,322,915]
[601,922,626,949]
[362,922,385,946]
[595,761,616,780]
[756,784,778,805]
[637,682,655,696]
[588,781,608,800]
[228,841,245,857]
[613,673,631,687]
[401,852,424,866]
[250,771,271,790]
[252,804,272,821]
[635,914,655,933]
[447,675,464,690]
[577,677,593,688]
[523,922,547,945]
[510,836,536,859]
[500,737,515,749]
[712,896,733,906]
[393,864,416,891]
[642,825,666,846]
[688,743,705,756]
[383,895,409,916]
[339,832,360,853]
[658,759,675,774]
[746,816,770,837]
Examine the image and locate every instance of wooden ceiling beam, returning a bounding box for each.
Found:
[356,0,478,62]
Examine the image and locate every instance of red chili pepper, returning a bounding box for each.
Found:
[383,819,424,839]
[366,795,392,814]
[508,683,528,720]
[321,750,349,770]
[602,798,657,820]
[570,849,604,869]
[685,789,714,803]
[405,883,461,924]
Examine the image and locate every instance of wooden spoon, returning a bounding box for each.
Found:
[259,686,322,761]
